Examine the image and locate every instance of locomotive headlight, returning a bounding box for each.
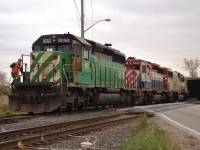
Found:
[15,76,19,80]
[53,55,58,60]
[43,76,47,80]
[32,55,35,60]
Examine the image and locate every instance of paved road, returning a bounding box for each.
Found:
[137,102,200,139]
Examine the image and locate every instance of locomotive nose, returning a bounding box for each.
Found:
[30,52,61,83]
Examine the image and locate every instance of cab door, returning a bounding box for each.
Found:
[72,43,82,71]
[141,64,151,88]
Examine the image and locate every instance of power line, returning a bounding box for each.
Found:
[74,0,81,30]
[84,0,87,35]
[91,0,94,40]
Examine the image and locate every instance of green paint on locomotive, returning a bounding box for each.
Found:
[30,51,70,83]
[90,55,125,89]
[28,34,125,89]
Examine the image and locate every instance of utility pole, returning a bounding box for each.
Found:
[81,0,84,38]
[80,0,110,38]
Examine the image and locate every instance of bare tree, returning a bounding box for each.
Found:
[0,71,8,85]
[183,58,200,77]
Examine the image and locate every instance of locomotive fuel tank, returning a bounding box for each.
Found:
[90,93,121,107]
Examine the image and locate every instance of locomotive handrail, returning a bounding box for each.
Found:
[21,54,30,73]
[21,54,30,82]
[63,64,72,94]
[91,57,97,86]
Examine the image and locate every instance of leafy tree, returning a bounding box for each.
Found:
[183,58,200,77]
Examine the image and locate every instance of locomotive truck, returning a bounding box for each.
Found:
[8,33,187,113]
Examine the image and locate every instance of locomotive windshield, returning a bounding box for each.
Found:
[44,46,56,51]
[33,45,71,52]
[58,45,70,52]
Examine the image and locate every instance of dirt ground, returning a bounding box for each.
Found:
[0,95,8,105]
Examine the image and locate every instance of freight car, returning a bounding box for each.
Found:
[125,57,187,104]
[8,33,188,113]
[9,33,135,113]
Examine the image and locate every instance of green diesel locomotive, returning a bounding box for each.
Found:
[9,33,134,113]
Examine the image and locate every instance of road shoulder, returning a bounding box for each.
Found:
[150,115,200,150]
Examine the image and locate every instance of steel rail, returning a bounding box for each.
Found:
[0,114,37,124]
[0,112,139,139]
[0,114,143,150]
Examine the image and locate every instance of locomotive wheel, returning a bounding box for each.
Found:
[51,107,61,114]
[149,94,154,104]
[28,112,34,115]
[143,95,148,105]
[169,95,174,103]
[77,103,84,110]
[65,103,73,111]
[130,95,136,106]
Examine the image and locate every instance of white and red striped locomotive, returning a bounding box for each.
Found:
[125,57,187,104]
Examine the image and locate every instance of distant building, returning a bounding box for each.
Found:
[187,77,200,99]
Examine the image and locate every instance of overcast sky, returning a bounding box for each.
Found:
[0,0,200,81]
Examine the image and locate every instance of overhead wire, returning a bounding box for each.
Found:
[91,0,94,40]
[84,0,87,36]
[74,0,81,31]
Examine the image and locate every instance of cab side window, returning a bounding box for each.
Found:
[142,65,146,73]
[147,66,150,74]
[84,48,89,59]
[72,44,81,55]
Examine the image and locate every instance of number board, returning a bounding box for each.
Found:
[42,38,71,44]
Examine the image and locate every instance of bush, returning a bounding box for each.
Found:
[0,84,11,95]
[4,109,13,115]
[138,113,148,130]
[0,103,24,116]
[0,96,24,116]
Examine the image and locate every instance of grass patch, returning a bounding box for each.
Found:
[0,103,24,116]
[121,113,170,150]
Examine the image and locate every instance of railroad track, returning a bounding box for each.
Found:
[0,114,34,124]
[0,112,153,149]
[0,107,119,124]
[0,107,135,124]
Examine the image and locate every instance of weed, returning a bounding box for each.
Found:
[121,114,170,150]
[0,102,23,116]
